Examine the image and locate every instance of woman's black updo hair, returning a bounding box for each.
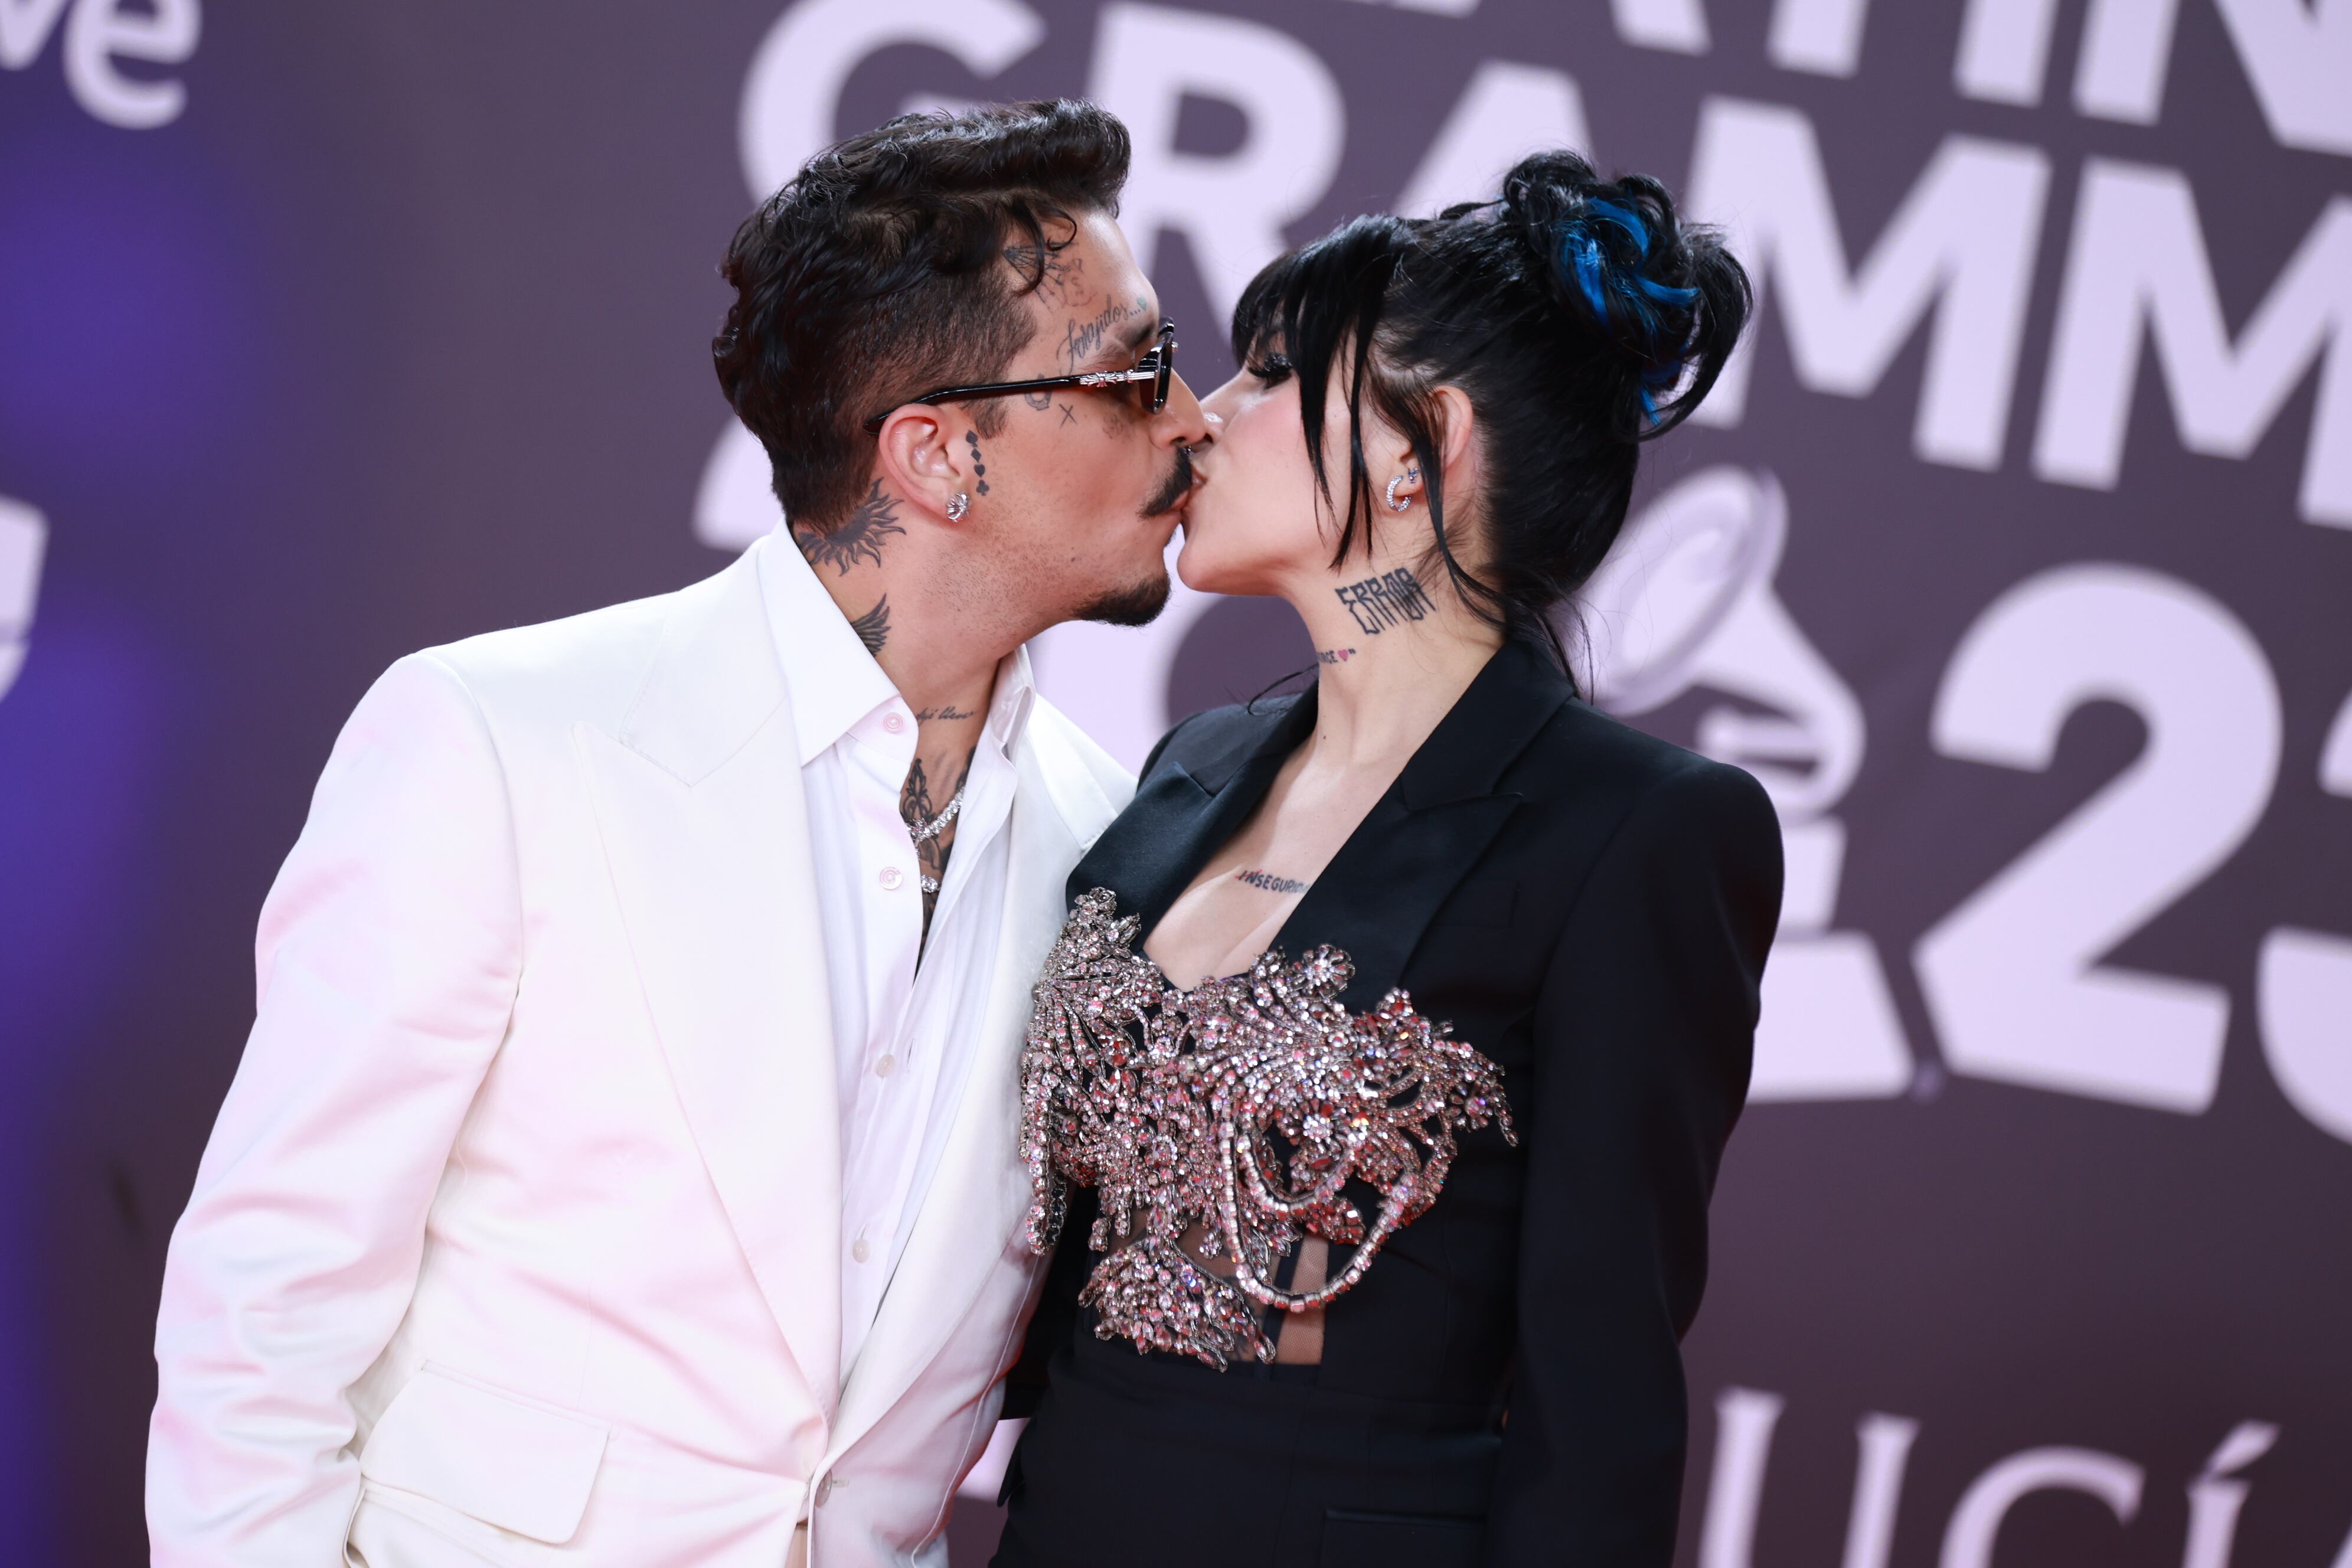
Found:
[1230,149,1750,677]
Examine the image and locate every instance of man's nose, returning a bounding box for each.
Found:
[1156,371,1214,450]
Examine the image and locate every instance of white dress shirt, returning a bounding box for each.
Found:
[757,535,1035,1382]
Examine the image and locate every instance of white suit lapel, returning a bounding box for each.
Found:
[578,541,843,1415]
[830,717,1113,1453]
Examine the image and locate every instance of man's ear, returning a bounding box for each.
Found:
[871,407,970,522]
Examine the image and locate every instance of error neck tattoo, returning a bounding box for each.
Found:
[1334,569,1435,636]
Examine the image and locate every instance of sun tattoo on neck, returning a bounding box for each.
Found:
[795,481,904,576]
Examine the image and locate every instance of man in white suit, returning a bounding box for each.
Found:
[148,100,1210,1566]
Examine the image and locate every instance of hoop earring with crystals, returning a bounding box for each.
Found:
[945,492,970,521]
[1384,466,1420,512]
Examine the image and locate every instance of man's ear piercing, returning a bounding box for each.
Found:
[946,492,970,522]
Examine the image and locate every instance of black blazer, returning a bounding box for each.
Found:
[997,635,1783,1568]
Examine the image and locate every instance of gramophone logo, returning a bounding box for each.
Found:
[0,495,46,706]
[1576,467,1913,1102]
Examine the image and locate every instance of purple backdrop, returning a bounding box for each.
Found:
[3,3,2348,1565]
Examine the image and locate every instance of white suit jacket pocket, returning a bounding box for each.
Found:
[359,1366,609,1546]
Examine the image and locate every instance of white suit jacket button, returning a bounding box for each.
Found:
[851,1237,871,1263]
[878,866,904,890]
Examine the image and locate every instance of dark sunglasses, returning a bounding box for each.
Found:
[861,321,1177,435]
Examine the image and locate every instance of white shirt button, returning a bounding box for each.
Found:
[851,1237,871,1264]
[883,712,905,733]
[816,1474,838,1504]
[878,866,904,890]
[874,1053,897,1079]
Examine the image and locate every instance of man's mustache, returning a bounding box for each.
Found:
[1139,445,1197,518]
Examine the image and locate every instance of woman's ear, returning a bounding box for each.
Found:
[1428,385,1476,476]
[1378,387,1475,511]
[871,407,969,522]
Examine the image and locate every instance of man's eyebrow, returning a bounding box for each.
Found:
[1121,310,1160,351]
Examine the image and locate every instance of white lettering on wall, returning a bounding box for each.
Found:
[0,496,47,706]
[1582,469,1911,1101]
[1393,60,1590,217]
[1769,0,1872,77]
[1088,3,1345,319]
[1611,0,1710,54]
[2183,1425,2281,1568]
[2033,161,2352,528]
[2070,0,2181,124]
[739,0,1045,201]
[1685,100,2050,472]
[2209,0,2352,156]
[1953,0,2067,106]
[2258,692,2352,1145]
[1697,1387,1785,1568]
[1843,1416,1921,1568]
[1916,564,2281,1113]
[1952,0,2352,155]
[1698,1390,1925,1568]
[1,0,198,129]
[1940,1448,2144,1568]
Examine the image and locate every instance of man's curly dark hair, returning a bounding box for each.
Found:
[713,99,1131,532]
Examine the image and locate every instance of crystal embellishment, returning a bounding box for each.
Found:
[1019,887,1517,1370]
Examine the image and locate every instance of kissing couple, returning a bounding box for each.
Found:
[147,99,1781,1568]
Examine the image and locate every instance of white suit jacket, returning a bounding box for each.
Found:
[146,538,1129,1566]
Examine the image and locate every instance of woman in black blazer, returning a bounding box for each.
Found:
[994,152,1781,1568]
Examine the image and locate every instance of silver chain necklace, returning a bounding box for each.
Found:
[904,783,966,895]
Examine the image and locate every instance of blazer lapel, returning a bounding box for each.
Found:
[828,716,1115,1453]
[1278,636,1568,1008]
[1069,694,1312,934]
[577,540,843,1415]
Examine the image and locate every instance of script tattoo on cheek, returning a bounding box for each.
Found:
[796,481,905,575]
[1334,570,1435,635]
[851,594,890,655]
[1316,648,1356,665]
[964,430,989,497]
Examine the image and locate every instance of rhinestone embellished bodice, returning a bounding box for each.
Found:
[1018,887,1516,1370]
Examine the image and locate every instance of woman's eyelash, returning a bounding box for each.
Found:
[1249,352,1293,383]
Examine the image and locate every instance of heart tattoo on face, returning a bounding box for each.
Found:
[965,430,989,497]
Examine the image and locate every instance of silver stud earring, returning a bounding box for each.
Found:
[946,492,969,521]
[1385,466,1419,512]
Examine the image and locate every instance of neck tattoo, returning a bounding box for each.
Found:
[1236,869,1308,894]
[1315,647,1356,665]
[1333,569,1434,635]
